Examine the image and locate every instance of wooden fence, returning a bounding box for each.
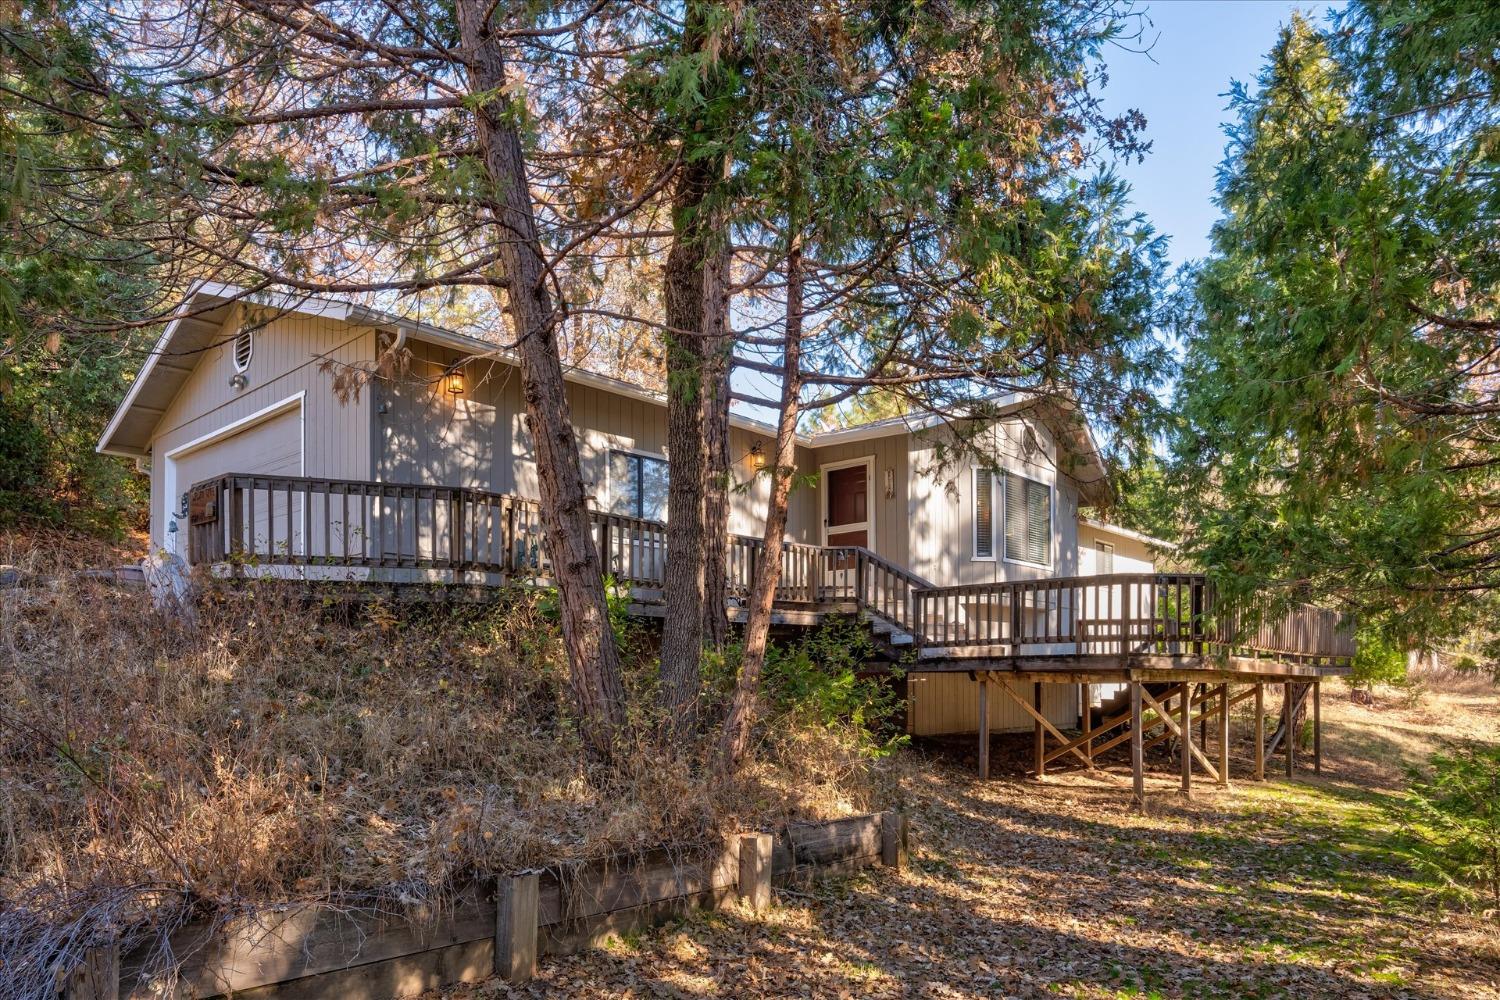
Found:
[187,474,1355,666]
[63,812,909,999]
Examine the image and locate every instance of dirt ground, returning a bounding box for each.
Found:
[444,681,1500,999]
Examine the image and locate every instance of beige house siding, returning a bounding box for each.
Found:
[801,434,911,565]
[905,417,1082,586]
[147,309,374,553]
[1078,524,1158,576]
[907,672,1078,735]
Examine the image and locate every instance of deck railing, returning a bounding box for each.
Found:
[187,474,1354,665]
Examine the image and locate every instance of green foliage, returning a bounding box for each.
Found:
[1350,628,1408,689]
[1390,741,1500,912]
[760,618,906,757]
[1167,4,1500,643]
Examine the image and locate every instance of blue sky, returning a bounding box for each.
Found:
[1101,1,1323,271]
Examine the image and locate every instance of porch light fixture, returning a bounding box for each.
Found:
[884,467,895,499]
[749,442,767,470]
[446,369,466,395]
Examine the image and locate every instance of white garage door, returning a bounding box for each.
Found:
[168,406,303,559]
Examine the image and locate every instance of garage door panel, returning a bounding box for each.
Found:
[173,408,305,560]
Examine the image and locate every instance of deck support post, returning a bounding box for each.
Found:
[1217,683,1230,787]
[1033,682,1044,779]
[1313,682,1322,776]
[1285,682,1295,778]
[977,674,990,781]
[1180,681,1192,798]
[1254,682,1265,781]
[1130,681,1144,811]
[1081,683,1094,767]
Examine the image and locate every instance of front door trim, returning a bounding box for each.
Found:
[820,454,875,551]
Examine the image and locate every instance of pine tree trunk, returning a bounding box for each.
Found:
[701,242,732,651]
[659,158,710,720]
[457,0,625,756]
[720,239,803,767]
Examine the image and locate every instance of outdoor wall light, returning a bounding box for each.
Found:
[446,369,466,395]
[884,468,895,498]
[750,443,767,470]
[228,372,248,391]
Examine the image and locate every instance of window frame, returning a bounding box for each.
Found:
[971,466,997,562]
[607,447,669,522]
[1095,539,1115,575]
[1002,469,1054,569]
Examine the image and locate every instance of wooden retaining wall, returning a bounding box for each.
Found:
[63,812,909,1000]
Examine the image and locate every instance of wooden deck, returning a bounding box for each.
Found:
[185,473,1355,678]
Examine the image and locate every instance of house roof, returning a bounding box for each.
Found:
[1079,517,1176,551]
[97,282,1113,503]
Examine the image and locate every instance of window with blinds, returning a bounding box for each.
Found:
[1004,472,1051,566]
[973,468,994,558]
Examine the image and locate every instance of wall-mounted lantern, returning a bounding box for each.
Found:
[884,467,895,499]
[446,369,466,395]
[749,442,767,470]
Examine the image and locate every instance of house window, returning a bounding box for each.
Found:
[1095,540,1115,574]
[1004,472,1051,566]
[973,468,995,559]
[233,327,254,372]
[609,450,668,522]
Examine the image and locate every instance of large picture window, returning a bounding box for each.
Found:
[1004,472,1052,566]
[609,450,668,522]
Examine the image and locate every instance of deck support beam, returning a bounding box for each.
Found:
[1254,682,1265,781]
[1081,683,1093,767]
[1033,682,1045,779]
[1130,682,1144,811]
[977,675,990,781]
[1217,683,1230,787]
[1313,681,1322,776]
[1285,681,1295,778]
[1180,682,1192,797]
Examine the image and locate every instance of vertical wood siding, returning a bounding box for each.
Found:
[905,418,1081,587]
[147,310,373,550]
[800,435,910,564]
[906,672,1078,735]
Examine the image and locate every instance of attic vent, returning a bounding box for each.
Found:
[232,327,254,373]
[1021,426,1041,459]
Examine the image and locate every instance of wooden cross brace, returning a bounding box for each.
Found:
[1140,686,1219,781]
[983,673,1094,770]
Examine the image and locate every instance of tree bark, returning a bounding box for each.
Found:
[659,157,711,720]
[701,241,732,650]
[720,238,803,767]
[456,0,625,755]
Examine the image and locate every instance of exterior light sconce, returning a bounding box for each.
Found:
[750,443,767,470]
[446,369,466,395]
[228,372,248,391]
[884,468,895,498]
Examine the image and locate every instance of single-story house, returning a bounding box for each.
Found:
[97,283,1185,738]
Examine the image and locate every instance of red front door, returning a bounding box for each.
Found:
[825,464,869,549]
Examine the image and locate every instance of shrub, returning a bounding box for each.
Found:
[1350,627,1406,690]
[760,617,907,758]
[1391,741,1500,913]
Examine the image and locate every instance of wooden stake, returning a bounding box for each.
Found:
[977,675,990,780]
[1313,682,1322,776]
[1217,683,1230,787]
[738,832,774,911]
[1254,682,1265,781]
[495,872,540,983]
[880,812,909,870]
[1033,682,1045,779]
[1180,681,1192,798]
[1130,682,1144,811]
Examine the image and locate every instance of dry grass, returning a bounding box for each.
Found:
[443,676,1500,999]
[0,556,896,996]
